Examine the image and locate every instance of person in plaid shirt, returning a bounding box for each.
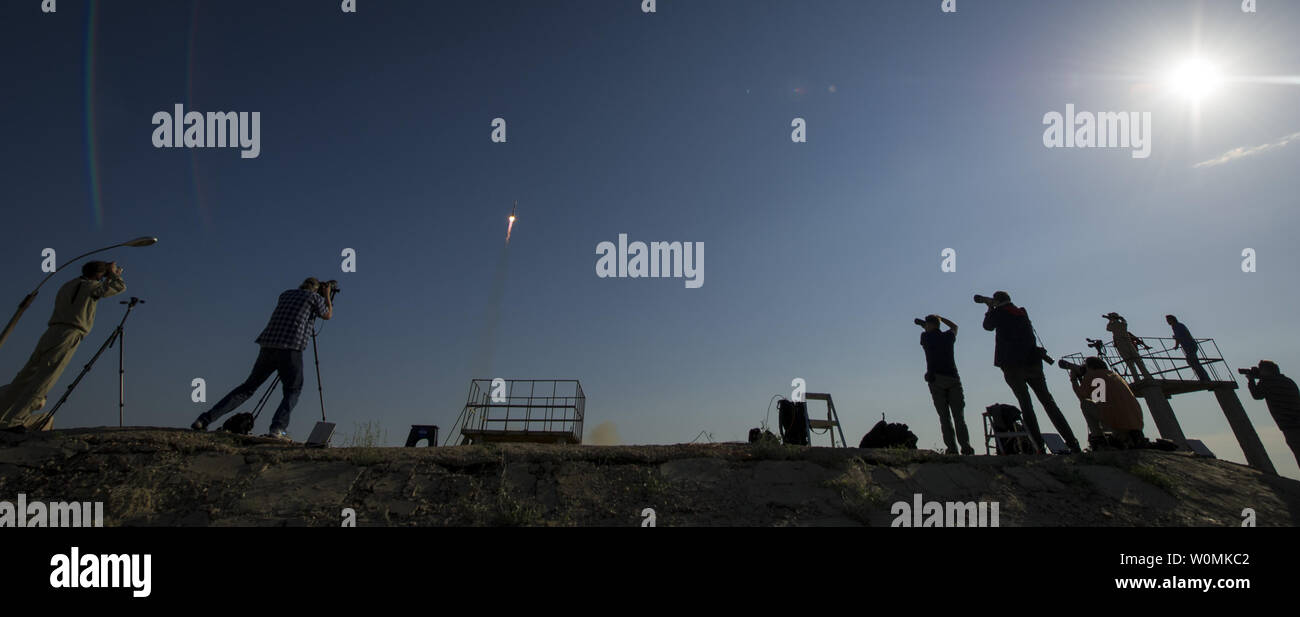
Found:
[191,277,333,440]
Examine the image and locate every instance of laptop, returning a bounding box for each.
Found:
[1041,433,1071,454]
[305,422,336,447]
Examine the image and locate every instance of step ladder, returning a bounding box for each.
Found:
[804,393,848,448]
[981,411,1040,455]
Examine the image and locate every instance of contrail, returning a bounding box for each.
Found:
[1226,75,1300,86]
[1193,130,1300,168]
[473,242,510,379]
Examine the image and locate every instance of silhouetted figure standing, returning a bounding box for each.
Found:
[917,315,973,455]
[1105,313,1152,381]
[980,291,1080,453]
[1166,314,1211,382]
[1246,361,1300,466]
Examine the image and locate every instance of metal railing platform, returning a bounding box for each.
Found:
[1062,336,1236,396]
[453,379,585,445]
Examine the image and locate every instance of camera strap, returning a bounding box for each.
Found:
[1029,316,1048,352]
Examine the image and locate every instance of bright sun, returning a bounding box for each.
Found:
[1166,58,1224,100]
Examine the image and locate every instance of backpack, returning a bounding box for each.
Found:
[858,419,918,449]
[748,428,780,444]
[221,412,256,435]
[777,399,810,446]
[985,404,1022,433]
[219,373,283,436]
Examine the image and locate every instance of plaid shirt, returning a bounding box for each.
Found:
[255,289,328,351]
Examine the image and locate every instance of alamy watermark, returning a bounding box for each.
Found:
[596,234,704,288]
[152,103,261,159]
[1,494,103,528]
[1043,104,1151,159]
[49,547,151,598]
[890,493,1000,527]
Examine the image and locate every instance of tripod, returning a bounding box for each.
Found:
[41,297,144,428]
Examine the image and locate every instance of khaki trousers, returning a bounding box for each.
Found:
[0,325,85,430]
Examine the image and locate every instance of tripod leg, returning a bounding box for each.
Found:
[45,326,122,424]
[43,303,138,428]
[119,325,125,427]
[312,332,325,421]
[251,374,281,421]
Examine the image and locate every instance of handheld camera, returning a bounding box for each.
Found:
[1058,358,1086,379]
[317,279,341,301]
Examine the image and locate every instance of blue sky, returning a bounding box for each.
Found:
[2,0,1298,480]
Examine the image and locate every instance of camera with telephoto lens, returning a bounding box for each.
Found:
[973,294,994,305]
[317,279,340,301]
[1058,358,1086,377]
[1239,367,1260,378]
[914,318,926,327]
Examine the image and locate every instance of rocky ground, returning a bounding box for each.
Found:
[1,427,1297,526]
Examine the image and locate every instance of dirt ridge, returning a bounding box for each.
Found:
[2,427,1298,526]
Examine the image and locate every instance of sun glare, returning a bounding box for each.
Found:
[1166,58,1224,101]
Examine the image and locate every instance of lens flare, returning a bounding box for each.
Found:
[1166,58,1223,101]
[82,0,102,228]
[186,0,211,227]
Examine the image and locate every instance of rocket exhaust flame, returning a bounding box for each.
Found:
[506,200,518,244]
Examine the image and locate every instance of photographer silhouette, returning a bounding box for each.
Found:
[979,291,1080,453]
[190,277,334,441]
[1104,313,1152,382]
[0,262,126,431]
[1246,360,1300,466]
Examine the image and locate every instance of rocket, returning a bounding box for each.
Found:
[506,200,518,244]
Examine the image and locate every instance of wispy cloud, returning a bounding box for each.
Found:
[1194,130,1300,168]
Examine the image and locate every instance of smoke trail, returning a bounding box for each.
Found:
[472,243,511,378]
[449,233,510,445]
